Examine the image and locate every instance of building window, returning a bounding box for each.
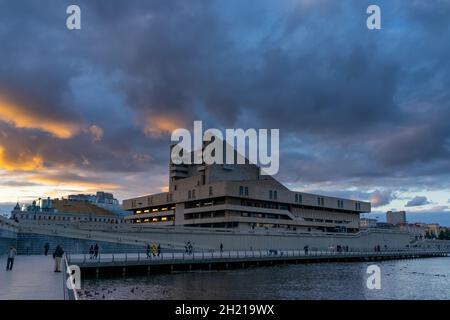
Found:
[201,175,206,185]
[209,186,213,196]
[269,190,273,199]
[192,189,196,199]
[274,191,277,200]
[244,187,249,196]
[338,200,344,208]
[174,185,177,191]
[318,197,324,206]
[239,186,244,196]
[295,194,298,203]
[188,190,191,199]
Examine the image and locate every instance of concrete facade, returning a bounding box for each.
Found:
[124,151,370,234]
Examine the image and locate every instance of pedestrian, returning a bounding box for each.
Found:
[89,245,94,259]
[304,245,309,255]
[94,244,99,259]
[185,242,189,254]
[6,246,17,271]
[220,243,223,253]
[146,244,151,258]
[157,244,161,257]
[53,245,64,272]
[188,242,193,255]
[152,243,157,257]
[44,243,50,256]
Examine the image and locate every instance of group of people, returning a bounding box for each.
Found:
[88,244,100,259]
[185,241,193,254]
[336,245,349,253]
[5,244,64,272]
[146,243,161,257]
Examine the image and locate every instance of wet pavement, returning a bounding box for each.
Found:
[0,255,65,300]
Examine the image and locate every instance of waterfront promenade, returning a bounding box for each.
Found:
[0,255,66,300]
[68,248,450,276]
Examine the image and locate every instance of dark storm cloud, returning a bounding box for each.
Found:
[405,196,431,207]
[0,0,450,199]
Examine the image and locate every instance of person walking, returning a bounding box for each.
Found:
[6,246,17,271]
[220,243,223,253]
[94,244,99,259]
[44,243,50,256]
[152,243,157,257]
[146,244,151,258]
[304,245,309,255]
[157,244,161,257]
[53,245,64,272]
[89,245,94,259]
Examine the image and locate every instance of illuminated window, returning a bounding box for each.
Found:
[161,207,167,211]
[152,218,158,222]
[144,210,150,213]
[136,210,142,214]
[152,208,158,212]
[144,219,149,222]
[161,217,168,221]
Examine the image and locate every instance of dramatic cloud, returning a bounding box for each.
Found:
[406,196,431,207]
[370,189,396,208]
[0,0,449,223]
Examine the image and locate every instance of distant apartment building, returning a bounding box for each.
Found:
[386,211,406,225]
[11,191,129,224]
[399,223,427,239]
[426,223,441,238]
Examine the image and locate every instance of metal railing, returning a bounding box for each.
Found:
[67,247,450,265]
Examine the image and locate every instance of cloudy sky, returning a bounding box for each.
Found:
[0,0,449,224]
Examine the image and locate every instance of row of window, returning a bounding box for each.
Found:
[15,214,120,223]
[135,216,175,223]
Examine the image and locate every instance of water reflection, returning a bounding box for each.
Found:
[79,257,450,300]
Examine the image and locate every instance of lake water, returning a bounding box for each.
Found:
[79,257,450,300]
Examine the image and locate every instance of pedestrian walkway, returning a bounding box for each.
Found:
[0,255,65,300]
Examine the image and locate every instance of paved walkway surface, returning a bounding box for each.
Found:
[0,255,65,300]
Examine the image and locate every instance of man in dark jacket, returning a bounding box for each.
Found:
[44,243,50,256]
[53,245,64,272]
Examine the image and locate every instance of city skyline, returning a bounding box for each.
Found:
[1,0,450,224]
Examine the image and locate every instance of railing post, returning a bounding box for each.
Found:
[138,252,140,262]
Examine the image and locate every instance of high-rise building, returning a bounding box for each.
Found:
[386,211,406,225]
